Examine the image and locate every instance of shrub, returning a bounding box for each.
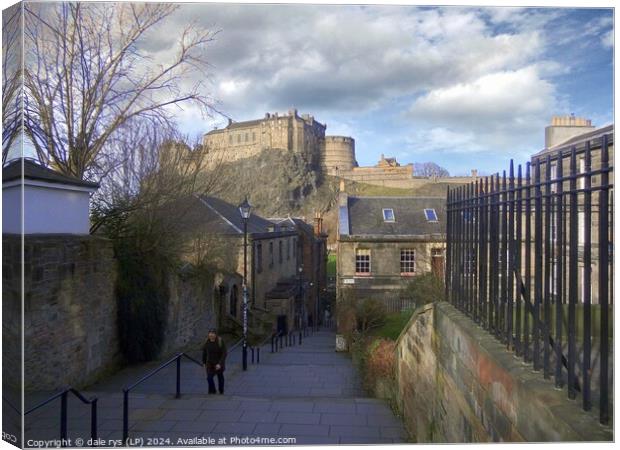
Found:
[402,272,445,307]
[366,338,397,381]
[356,297,387,333]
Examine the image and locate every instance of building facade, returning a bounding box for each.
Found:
[269,213,328,329]
[530,117,614,306]
[336,187,447,305]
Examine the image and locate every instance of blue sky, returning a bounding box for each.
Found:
[12,2,614,176]
[155,3,613,176]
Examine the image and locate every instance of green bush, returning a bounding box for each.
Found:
[356,297,387,333]
[403,272,445,307]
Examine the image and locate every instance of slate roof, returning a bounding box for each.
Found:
[2,158,99,189]
[268,217,314,236]
[191,195,287,236]
[533,124,614,158]
[342,196,446,237]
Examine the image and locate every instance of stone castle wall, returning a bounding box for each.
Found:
[322,136,356,174]
[396,302,612,442]
[203,110,328,169]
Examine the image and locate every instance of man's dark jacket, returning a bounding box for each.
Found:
[202,337,227,374]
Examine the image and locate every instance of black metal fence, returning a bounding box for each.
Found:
[446,133,613,425]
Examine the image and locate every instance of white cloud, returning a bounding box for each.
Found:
[409,66,556,130]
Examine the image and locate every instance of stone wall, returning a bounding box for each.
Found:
[2,235,122,391]
[160,271,218,355]
[396,302,612,442]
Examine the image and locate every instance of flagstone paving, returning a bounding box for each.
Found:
[24,331,407,446]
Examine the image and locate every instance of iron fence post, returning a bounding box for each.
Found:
[598,134,610,424]
[122,390,129,444]
[60,391,68,447]
[90,398,98,445]
[176,356,181,399]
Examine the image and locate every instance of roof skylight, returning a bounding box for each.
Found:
[383,208,395,222]
[424,208,438,222]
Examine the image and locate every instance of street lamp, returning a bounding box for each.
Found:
[238,196,251,371]
[298,265,304,330]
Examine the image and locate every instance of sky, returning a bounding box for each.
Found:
[8,1,615,176]
[148,2,614,176]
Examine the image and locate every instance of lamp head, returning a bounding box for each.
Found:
[238,196,252,219]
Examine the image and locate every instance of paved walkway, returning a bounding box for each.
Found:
[24,331,407,446]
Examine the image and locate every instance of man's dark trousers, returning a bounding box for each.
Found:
[207,371,224,394]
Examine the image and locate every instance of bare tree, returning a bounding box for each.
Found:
[414,162,450,178]
[23,2,219,180]
[90,117,222,239]
[3,3,22,164]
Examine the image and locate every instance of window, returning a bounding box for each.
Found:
[256,243,263,273]
[230,285,238,317]
[355,249,371,275]
[245,132,249,142]
[382,208,395,222]
[550,163,557,193]
[579,156,585,190]
[287,239,291,260]
[252,131,256,142]
[293,238,297,258]
[278,240,283,264]
[400,249,415,275]
[269,242,274,267]
[424,209,438,222]
[237,134,241,144]
[229,135,233,145]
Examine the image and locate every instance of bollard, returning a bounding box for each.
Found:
[257,347,260,364]
[251,347,255,364]
[271,335,275,353]
[299,331,302,345]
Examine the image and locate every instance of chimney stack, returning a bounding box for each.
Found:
[313,211,323,235]
[545,115,595,148]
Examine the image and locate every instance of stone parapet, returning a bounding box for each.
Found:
[395,302,612,442]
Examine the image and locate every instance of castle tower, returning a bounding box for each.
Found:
[322,136,357,175]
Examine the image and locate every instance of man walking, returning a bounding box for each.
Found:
[202,328,227,394]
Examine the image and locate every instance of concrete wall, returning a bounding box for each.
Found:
[395,302,612,442]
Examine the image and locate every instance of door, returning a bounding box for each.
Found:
[431,248,445,279]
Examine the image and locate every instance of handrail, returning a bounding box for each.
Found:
[122,352,202,443]
[25,387,98,447]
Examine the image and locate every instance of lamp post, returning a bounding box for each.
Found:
[238,196,252,371]
[298,265,304,330]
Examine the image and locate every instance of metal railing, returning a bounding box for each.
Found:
[121,352,202,442]
[446,134,613,425]
[25,388,98,447]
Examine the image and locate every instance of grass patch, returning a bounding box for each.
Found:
[327,253,337,277]
[373,309,415,341]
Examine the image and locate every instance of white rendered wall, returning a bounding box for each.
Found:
[3,183,92,234]
[2,185,22,234]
